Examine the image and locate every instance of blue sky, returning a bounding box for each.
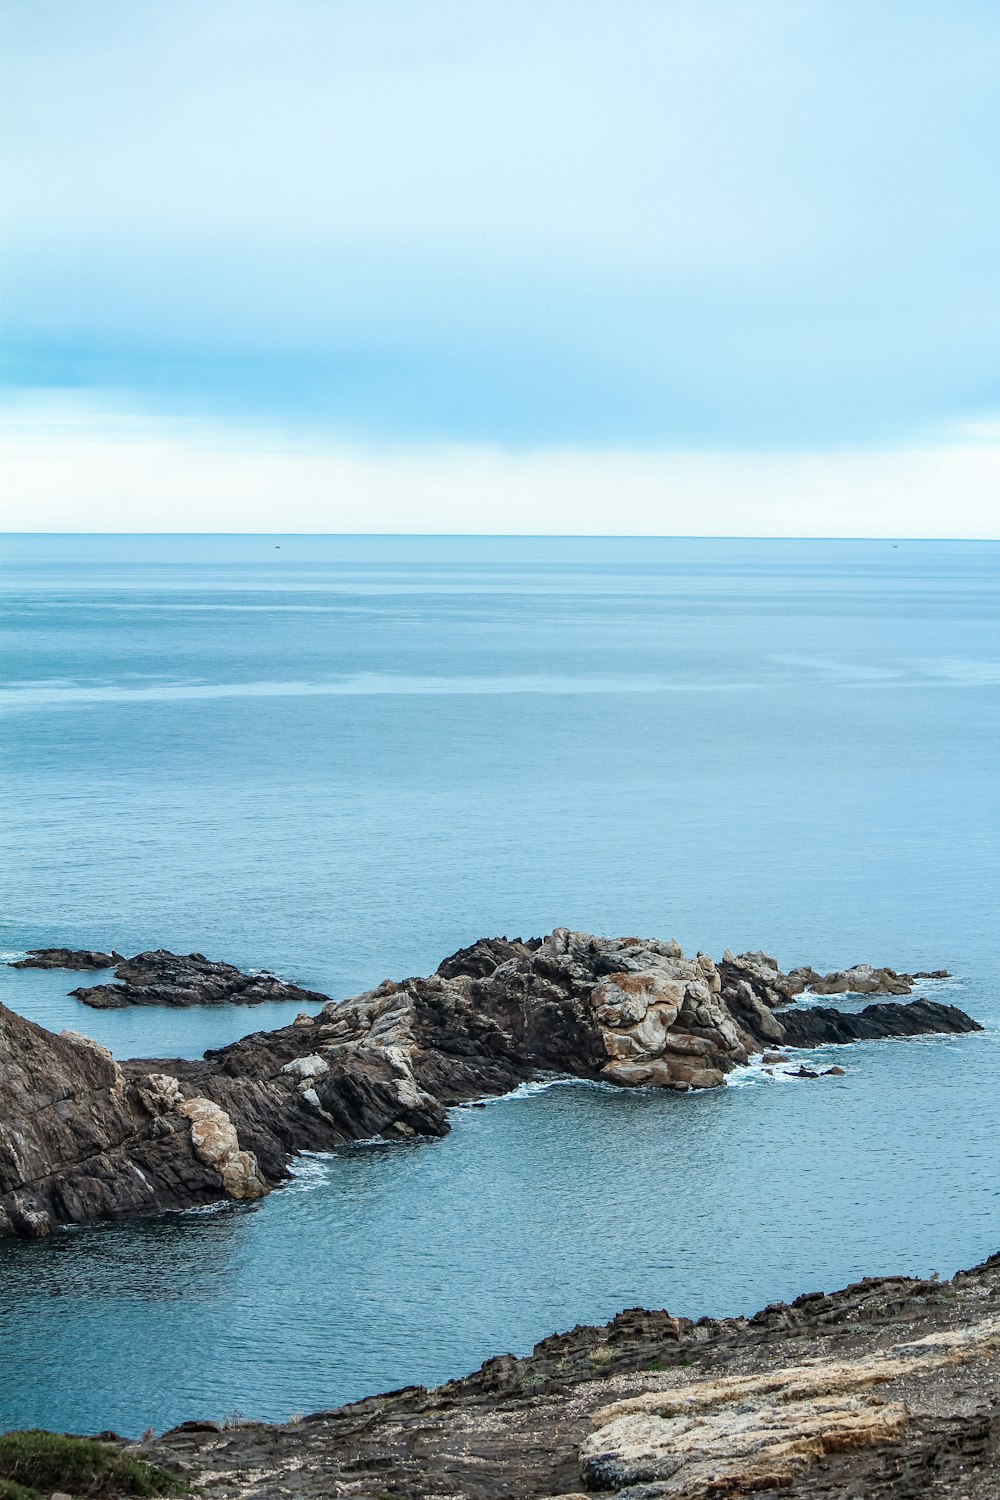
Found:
[1,0,998,530]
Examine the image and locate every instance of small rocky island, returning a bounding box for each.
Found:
[0,930,979,1237]
[10,947,328,1008]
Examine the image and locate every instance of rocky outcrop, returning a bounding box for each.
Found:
[0,930,982,1236]
[0,1003,267,1237]
[719,948,951,1004]
[135,1251,1000,1498]
[778,998,980,1047]
[69,950,329,1009]
[9,948,119,970]
[807,962,951,996]
[716,950,968,1052]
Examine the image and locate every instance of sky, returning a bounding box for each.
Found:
[1,0,998,533]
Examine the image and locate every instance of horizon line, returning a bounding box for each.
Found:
[2,532,998,544]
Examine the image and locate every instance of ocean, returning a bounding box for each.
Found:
[1,533,997,1436]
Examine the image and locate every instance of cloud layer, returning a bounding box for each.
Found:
[2,0,998,452]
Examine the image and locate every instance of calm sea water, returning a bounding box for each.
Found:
[0,534,998,1436]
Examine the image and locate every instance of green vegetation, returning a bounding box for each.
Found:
[587,1345,615,1368]
[0,1479,43,1500]
[0,1432,184,1499]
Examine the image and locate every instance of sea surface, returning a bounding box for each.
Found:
[0,533,998,1437]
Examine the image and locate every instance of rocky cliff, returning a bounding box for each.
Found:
[0,1004,268,1237]
[0,930,981,1236]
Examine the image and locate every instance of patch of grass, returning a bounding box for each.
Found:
[0,1432,184,1499]
[0,1480,42,1500]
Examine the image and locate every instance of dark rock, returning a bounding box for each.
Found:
[778,999,981,1048]
[436,936,541,980]
[0,1003,259,1238]
[9,948,119,970]
[70,950,330,1009]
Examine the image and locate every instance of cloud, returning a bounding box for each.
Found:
[2,0,998,448]
[2,395,997,536]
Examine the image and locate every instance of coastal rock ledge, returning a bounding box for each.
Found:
[135,1250,1000,1499]
[0,929,980,1236]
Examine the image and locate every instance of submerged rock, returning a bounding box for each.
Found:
[0,929,982,1235]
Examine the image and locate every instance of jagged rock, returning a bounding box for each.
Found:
[717,951,951,1006]
[718,949,811,1007]
[807,963,950,996]
[436,936,541,980]
[0,1003,248,1235]
[0,930,982,1235]
[141,1253,1000,1499]
[8,948,119,970]
[70,950,329,1009]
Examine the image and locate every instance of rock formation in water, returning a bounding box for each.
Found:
[718,947,950,1004]
[68,950,329,1009]
[0,930,981,1236]
[117,1250,1000,1498]
[9,947,120,970]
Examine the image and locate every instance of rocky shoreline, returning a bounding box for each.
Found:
[0,930,981,1237]
[69,1249,1000,1498]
